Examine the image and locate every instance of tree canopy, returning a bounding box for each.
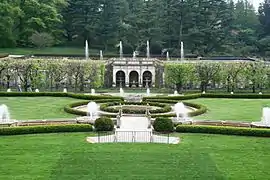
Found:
[0,0,269,57]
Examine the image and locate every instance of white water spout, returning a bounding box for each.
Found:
[35,89,39,92]
[85,40,89,60]
[100,50,103,60]
[91,89,95,95]
[166,51,170,61]
[174,90,178,95]
[174,102,188,121]
[146,40,150,58]
[146,88,150,96]
[180,41,184,61]
[133,51,136,60]
[0,104,10,123]
[87,102,98,120]
[120,88,124,96]
[63,88,67,93]
[119,41,123,59]
[7,88,11,92]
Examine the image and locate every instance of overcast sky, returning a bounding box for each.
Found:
[250,0,262,10]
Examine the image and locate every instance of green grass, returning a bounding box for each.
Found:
[0,133,269,180]
[0,97,80,120]
[187,98,270,121]
[0,47,102,55]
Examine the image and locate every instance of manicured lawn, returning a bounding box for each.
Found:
[0,133,269,180]
[0,47,102,55]
[187,98,270,121]
[0,97,80,120]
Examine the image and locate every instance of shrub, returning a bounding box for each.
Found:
[153,117,174,132]
[143,93,201,101]
[201,93,270,99]
[175,125,270,137]
[94,117,114,131]
[0,124,93,136]
[29,32,54,48]
[0,53,9,58]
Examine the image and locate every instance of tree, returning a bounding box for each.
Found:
[29,32,54,48]
[195,62,223,92]
[165,63,195,93]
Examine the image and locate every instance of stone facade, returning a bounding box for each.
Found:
[111,58,157,88]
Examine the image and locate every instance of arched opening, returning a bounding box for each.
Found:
[129,71,139,87]
[116,71,125,87]
[143,71,152,87]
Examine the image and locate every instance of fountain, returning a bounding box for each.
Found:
[87,101,98,120]
[100,50,103,60]
[174,90,178,95]
[146,88,150,96]
[166,51,170,61]
[120,88,124,96]
[7,88,11,92]
[252,107,270,127]
[174,102,189,122]
[35,89,39,92]
[133,51,136,60]
[146,40,150,58]
[202,91,206,94]
[63,88,67,93]
[0,104,11,123]
[85,40,89,60]
[180,41,184,61]
[119,41,123,59]
[91,89,95,95]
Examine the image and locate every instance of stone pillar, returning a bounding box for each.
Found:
[113,70,116,87]
[125,70,129,87]
[152,70,156,88]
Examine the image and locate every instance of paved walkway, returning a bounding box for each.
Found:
[87,116,180,144]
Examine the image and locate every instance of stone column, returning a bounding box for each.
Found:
[112,70,116,87]
[125,70,129,87]
[152,70,156,87]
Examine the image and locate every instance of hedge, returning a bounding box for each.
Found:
[99,102,171,114]
[153,117,174,132]
[143,93,201,101]
[150,101,207,118]
[0,53,9,58]
[0,92,124,101]
[176,125,270,137]
[64,99,122,116]
[201,93,270,99]
[94,117,114,131]
[0,124,93,136]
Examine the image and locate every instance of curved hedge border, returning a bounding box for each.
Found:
[0,124,93,136]
[99,102,171,114]
[64,99,122,116]
[176,125,270,137]
[145,100,207,118]
[0,53,9,58]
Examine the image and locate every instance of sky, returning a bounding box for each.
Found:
[250,0,262,10]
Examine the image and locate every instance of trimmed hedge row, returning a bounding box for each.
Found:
[64,99,122,116]
[0,92,124,100]
[148,101,207,118]
[99,102,171,114]
[143,93,201,101]
[201,93,270,99]
[0,124,93,136]
[176,125,270,137]
[0,53,9,58]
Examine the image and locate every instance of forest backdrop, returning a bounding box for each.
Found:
[1,0,270,57]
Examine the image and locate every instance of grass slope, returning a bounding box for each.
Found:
[0,97,79,120]
[187,98,270,121]
[0,133,269,180]
[0,47,101,55]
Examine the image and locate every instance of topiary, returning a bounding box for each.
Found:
[153,117,174,132]
[94,117,114,131]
